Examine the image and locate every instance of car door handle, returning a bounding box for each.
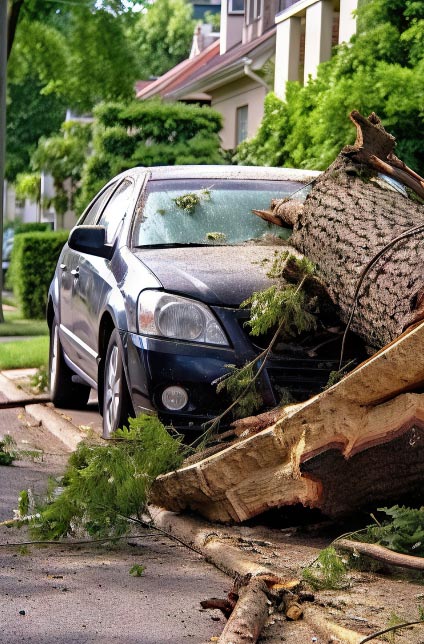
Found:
[71,268,80,278]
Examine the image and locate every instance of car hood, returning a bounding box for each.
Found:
[133,245,289,306]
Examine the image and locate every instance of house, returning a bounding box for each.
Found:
[136,0,358,149]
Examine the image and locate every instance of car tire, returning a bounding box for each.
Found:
[49,318,91,409]
[102,329,133,439]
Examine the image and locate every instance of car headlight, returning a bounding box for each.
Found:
[138,291,229,346]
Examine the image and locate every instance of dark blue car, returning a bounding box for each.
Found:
[47,165,342,439]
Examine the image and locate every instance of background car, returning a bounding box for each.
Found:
[2,228,14,279]
[48,165,352,438]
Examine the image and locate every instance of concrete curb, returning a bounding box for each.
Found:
[25,404,86,452]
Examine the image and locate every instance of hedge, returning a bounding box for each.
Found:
[14,222,51,235]
[9,231,69,319]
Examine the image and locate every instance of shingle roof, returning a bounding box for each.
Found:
[136,40,220,100]
[136,27,276,102]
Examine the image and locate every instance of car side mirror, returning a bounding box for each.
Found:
[68,225,114,260]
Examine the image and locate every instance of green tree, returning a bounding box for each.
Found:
[14,171,41,205]
[130,0,195,79]
[6,1,141,181]
[6,74,67,181]
[235,0,424,171]
[31,120,92,215]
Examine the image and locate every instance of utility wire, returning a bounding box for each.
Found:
[339,223,424,369]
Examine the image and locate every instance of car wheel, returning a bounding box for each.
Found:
[102,329,133,439]
[49,318,91,409]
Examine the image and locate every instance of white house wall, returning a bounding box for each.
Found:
[338,0,357,43]
[211,76,267,149]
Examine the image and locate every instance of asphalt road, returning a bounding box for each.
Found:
[0,406,231,643]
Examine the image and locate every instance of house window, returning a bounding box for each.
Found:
[236,105,249,145]
[246,0,261,23]
[228,0,244,14]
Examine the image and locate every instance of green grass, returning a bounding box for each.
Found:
[0,309,49,337]
[0,337,49,369]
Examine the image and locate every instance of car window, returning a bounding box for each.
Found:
[79,183,117,226]
[132,179,308,247]
[98,179,135,243]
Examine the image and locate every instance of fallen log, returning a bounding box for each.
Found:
[264,111,424,351]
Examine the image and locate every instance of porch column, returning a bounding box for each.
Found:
[304,0,333,83]
[274,15,301,100]
[339,0,358,43]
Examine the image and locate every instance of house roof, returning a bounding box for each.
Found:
[135,40,220,100]
[136,27,276,102]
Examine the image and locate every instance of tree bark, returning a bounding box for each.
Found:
[335,539,424,571]
[271,112,424,351]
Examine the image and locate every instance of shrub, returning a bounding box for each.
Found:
[14,222,51,235]
[9,231,69,319]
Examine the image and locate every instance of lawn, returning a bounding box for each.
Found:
[0,336,49,369]
[0,303,49,337]
[0,295,49,369]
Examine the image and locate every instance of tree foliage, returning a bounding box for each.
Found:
[31,121,92,214]
[6,0,141,181]
[360,505,424,557]
[130,0,195,79]
[5,74,67,181]
[235,0,424,171]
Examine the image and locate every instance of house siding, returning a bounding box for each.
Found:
[211,77,267,149]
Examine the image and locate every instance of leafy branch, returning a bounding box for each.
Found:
[197,253,318,444]
[27,415,186,541]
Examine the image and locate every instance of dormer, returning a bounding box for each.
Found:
[220,0,245,54]
[243,0,279,43]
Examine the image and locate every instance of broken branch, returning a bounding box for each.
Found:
[335,538,424,571]
[217,576,270,644]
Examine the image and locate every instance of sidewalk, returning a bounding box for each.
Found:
[0,368,102,449]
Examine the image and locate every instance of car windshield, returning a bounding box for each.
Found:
[132,179,309,247]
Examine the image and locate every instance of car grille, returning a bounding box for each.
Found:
[237,315,352,404]
[265,358,341,403]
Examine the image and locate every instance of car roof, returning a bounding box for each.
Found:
[113,165,320,185]
[146,165,320,183]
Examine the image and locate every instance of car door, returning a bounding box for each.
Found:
[71,178,136,381]
[58,183,118,363]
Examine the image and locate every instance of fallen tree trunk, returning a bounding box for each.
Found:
[150,321,424,522]
[150,113,424,524]
[269,111,424,351]
[215,576,270,644]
